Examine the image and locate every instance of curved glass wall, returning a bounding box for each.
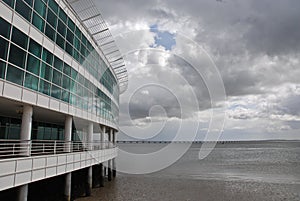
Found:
[2,0,119,101]
[0,15,119,125]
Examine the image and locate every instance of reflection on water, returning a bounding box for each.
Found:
[79,141,300,201]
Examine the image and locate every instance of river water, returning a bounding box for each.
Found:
[78,141,300,201]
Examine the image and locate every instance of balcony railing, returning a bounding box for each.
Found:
[0,140,115,158]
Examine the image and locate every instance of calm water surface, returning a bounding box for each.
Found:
[78,141,300,201]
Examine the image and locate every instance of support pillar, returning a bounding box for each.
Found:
[20,105,33,156]
[101,126,105,149]
[64,173,71,201]
[64,116,72,201]
[86,167,92,196]
[87,122,93,151]
[99,163,104,187]
[86,122,93,196]
[108,160,112,181]
[64,116,72,152]
[17,184,28,201]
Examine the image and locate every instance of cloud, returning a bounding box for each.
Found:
[95,0,300,140]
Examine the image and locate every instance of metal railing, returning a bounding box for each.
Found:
[0,140,115,158]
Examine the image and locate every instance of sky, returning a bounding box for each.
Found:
[95,0,300,141]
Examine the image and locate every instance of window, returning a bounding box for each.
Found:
[67,19,75,31]
[34,0,46,18]
[66,28,74,44]
[24,73,39,90]
[0,17,11,39]
[6,64,24,85]
[53,56,63,71]
[32,12,45,32]
[12,27,28,50]
[55,33,65,49]
[0,37,9,60]
[0,60,6,79]
[42,48,53,65]
[3,0,15,8]
[40,62,52,81]
[24,0,33,7]
[63,63,71,75]
[29,39,42,58]
[58,9,67,22]
[61,89,70,102]
[62,75,70,89]
[46,9,57,28]
[48,0,59,14]
[16,0,32,21]
[51,84,61,99]
[26,54,40,75]
[57,20,66,37]
[45,23,56,41]
[66,42,73,56]
[39,79,50,95]
[52,69,62,86]
[9,44,26,69]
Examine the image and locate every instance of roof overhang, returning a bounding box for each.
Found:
[66,0,128,94]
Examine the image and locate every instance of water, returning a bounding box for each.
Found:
[78,141,300,201]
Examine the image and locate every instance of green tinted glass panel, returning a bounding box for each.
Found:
[29,39,42,58]
[34,0,46,18]
[66,42,73,56]
[32,12,45,32]
[42,48,53,65]
[67,19,75,31]
[48,0,59,14]
[58,9,67,22]
[45,23,56,41]
[9,44,26,69]
[51,84,61,99]
[39,79,50,95]
[66,29,73,44]
[24,0,33,6]
[0,37,9,60]
[55,33,65,49]
[16,0,32,21]
[57,20,66,37]
[62,75,70,89]
[6,64,24,85]
[53,56,63,71]
[63,63,71,75]
[61,89,69,102]
[0,17,11,39]
[24,73,38,90]
[12,27,28,50]
[40,62,52,81]
[52,69,62,86]
[3,0,15,8]
[46,9,57,28]
[0,60,6,79]
[26,54,40,75]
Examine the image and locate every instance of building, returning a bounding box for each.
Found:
[0,0,127,200]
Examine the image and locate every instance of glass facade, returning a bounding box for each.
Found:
[0,12,119,124]
[2,0,118,100]
[0,115,81,140]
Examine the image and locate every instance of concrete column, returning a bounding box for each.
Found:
[87,122,93,151]
[64,116,72,153]
[17,184,28,201]
[20,105,33,156]
[108,159,112,181]
[64,173,71,201]
[101,126,105,149]
[86,167,92,196]
[99,163,104,187]
[112,158,116,177]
